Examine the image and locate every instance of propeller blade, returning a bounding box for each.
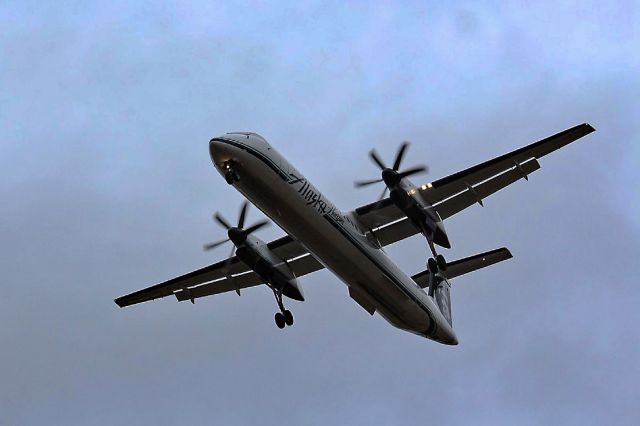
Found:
[203,238,230,251]
[392,141,410,171]
[243,220,270,235]
[238,201,249,229]
[369,149,386,170]
[397,165,428,179]
[378,186,389,201]
[214,212,232,230]
[354,178,384,188]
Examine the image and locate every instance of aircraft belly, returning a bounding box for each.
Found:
[231,154,442,337]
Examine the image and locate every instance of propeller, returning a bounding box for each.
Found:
[203,201,270,252]
[354,141,428,200]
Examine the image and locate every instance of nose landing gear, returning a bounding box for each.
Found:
[273,288,294,329]
[223,161,240,184]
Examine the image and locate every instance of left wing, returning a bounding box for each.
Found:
[355,123,595,246]
[115,235,324,307]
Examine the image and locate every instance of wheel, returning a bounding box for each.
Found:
[428,258,438,273]
[275,312,285,329]
[436,254,447,271]
[283,310,294,326]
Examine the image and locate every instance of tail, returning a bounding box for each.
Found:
[412,248,513,326]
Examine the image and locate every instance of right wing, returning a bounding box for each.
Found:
[115,235,324,307]
[355,123,595,246]
[423,123,595,219]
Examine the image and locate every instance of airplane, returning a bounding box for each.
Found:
[115,123,595,345]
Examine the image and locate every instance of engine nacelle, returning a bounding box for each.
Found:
[235,245,305,301]
[390,187,451,249]
[279,278,305,301]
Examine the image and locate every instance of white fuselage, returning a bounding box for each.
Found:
[209,133,457,345]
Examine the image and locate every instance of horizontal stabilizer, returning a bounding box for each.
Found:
[412,248,512,288]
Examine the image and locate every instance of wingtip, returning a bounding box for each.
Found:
[501,247,514,259]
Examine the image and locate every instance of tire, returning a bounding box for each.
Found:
[284,310,294,326]
[436,254,447,271]
[275,312,286,329]
[225,171,235,185]
[428,258,438,273]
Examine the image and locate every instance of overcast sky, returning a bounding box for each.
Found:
[1,1,639,425]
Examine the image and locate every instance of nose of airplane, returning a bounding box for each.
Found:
[209,138,224,163]
[209,137,237,167]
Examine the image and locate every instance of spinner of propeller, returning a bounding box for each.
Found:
[354,141,428,200]
[203,201,269,252]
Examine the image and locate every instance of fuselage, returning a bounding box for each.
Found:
[209,132,458,345]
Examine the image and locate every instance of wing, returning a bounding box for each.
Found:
[355,123,596,246]
[114,235,324,307]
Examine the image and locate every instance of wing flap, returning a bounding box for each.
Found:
[355,199,398,230]
[353,123,595,247]
[434,157,540,220]
[114,257,248,307]
[115,236,325,307]
[267,235,304,259]
[421,123,594,205]
[368,158,539,247]
[280,253,325,277]
[373,218,416,247]
[173,252,324,303]
[174,271,263,302]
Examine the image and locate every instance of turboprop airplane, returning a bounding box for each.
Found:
[115,123,595,345]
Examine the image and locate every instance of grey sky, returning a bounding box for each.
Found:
[1,1,639,425]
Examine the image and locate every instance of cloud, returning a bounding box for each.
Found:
[1,1,638,425]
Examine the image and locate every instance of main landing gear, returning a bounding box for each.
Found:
[225,169,240,185]
[426,239,446,297]
[427,238,447,274]
[272,288,294,329]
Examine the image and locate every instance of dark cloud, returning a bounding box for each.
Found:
[1,2,638,425]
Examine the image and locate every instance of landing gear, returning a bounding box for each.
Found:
[272,288,294,329]
[275,312,286,329]
[225,169,239,185]
[426,236,448,297]
[428,258,438,273]
[224,162,240,185]
[284,309,294,326]
[427,238,447,272]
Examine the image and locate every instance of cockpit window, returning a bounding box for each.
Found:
[225,132,251,139]
[226,132,267,141]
